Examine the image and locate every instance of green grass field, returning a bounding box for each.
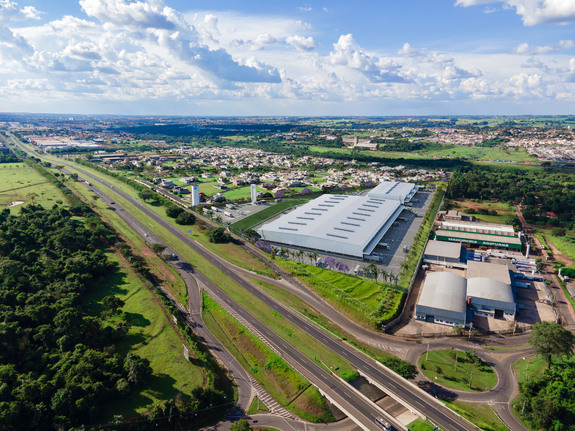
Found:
[511,354,565,384]
[419,350,497,392]
[0,162,68,212]
[230,199,309,231]
[308,142,536,162]
[538,230,575,266]
[88,253,204,419]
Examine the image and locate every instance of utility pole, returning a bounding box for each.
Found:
[426,343,429,361]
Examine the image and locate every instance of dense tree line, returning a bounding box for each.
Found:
[0,205,151,430]
[516,322,575,429]
[0,149,19,163]
[447,167,575,228]
[373,138,443,153]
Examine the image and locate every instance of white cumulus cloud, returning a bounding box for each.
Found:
[456,0,575,26]
[286,35,316,51]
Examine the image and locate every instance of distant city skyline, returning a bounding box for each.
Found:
[1,0,575,116]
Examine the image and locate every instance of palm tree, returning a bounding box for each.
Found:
[379,268,389,283]
[296,249,304,263]
[310,252,318,266]
[367,262,377,282]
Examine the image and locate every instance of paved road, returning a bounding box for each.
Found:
[8,134,536,430]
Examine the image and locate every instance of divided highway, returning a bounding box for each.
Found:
[9,135,479,431]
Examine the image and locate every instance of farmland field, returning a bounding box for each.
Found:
[0,162,68,212]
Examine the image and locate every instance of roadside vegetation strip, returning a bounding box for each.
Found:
[407,418,439,431]
[245,276,417,380]
[247,396,270,414]
[92,252,206,418]
[277,259,403,328]
[202,293,335,423]
[419,350,497,392]
[441,400,508,431]
[398,185,445,289]
[68,159,275,277]
[230,199,309,232]
[512,354,548,384]
[66,164,362,389]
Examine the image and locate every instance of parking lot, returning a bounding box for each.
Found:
[367,188,436,275]
[208,201,273,226]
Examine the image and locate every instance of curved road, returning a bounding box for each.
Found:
[8,134,537,430]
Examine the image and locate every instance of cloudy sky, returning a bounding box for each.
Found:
[2,0,575,116]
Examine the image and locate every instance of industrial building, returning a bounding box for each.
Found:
[367,181,419,204]
[416,260,516,326]
[257,181,419,259]
[423,240,466,268]
[435,220,522,250]
[466,261,516,320]
[415,272,468,326]
[258,193,403,258]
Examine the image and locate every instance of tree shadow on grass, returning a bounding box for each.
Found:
[123,311,152,327]
[101,373,182,420]
[86,260,129,314]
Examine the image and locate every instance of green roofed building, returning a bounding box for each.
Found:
[434,229,522,250]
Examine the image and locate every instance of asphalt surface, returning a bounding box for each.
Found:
[7,134,541,431]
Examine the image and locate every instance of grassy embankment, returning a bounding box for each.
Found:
[0,162,69,212]
[407,419,439,431]
[88,253,205,419]
[276,259,403,328]
[245,276,415,379]
[419,350,497,392]
[442,400,508,431]
[202,294,334,422]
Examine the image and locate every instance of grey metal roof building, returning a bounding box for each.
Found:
[416,272,468,326]
[467,277,516,320]
[257,193,404,258]
[467,261,511,285]
[423,240,465,267]
[367,181,419,204]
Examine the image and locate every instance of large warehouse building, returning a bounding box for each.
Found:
[257,181,419,259]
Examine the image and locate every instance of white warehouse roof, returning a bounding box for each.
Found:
[368,181,419,204]
[258,194,403,258]
[417,272,468,315]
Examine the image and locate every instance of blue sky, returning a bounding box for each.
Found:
[1,0,575,116]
